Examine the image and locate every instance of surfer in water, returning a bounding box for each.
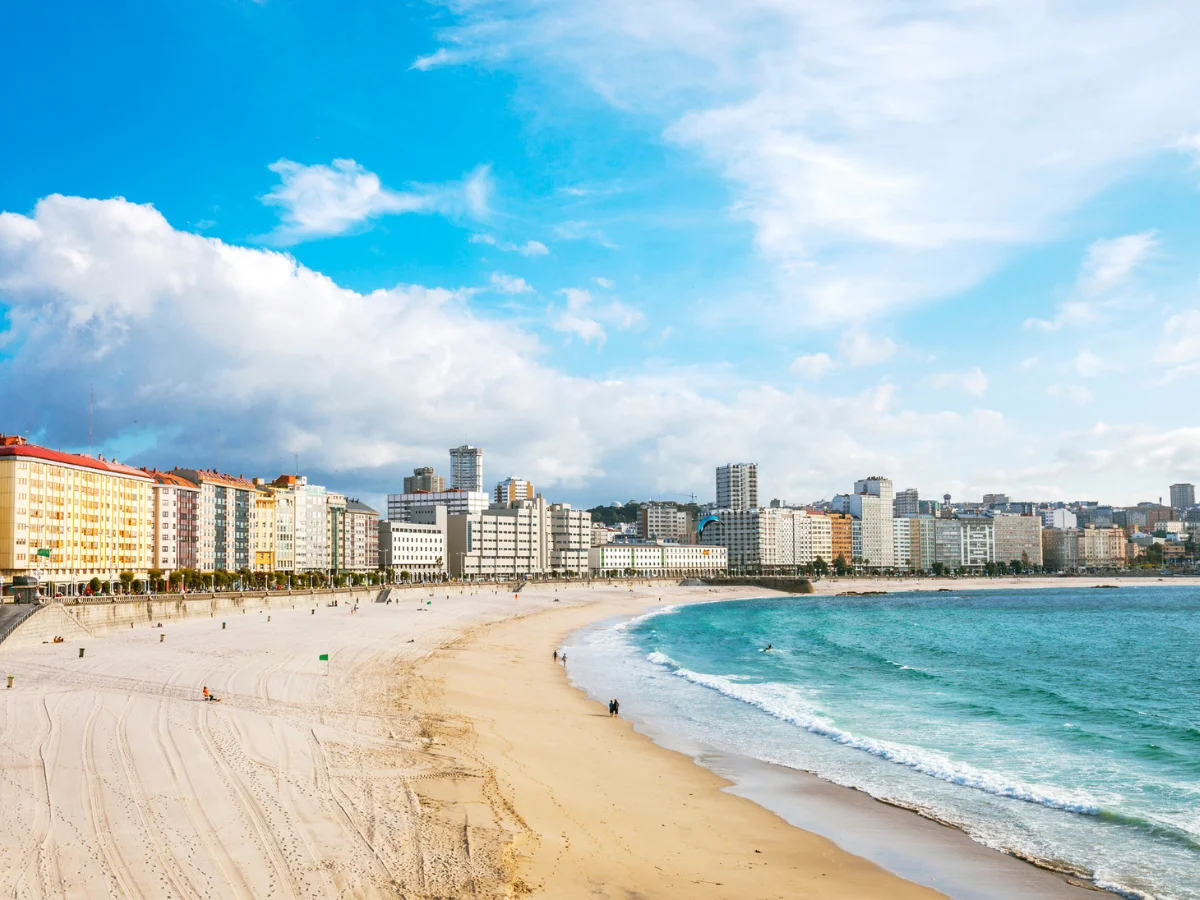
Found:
[763,643,773,652]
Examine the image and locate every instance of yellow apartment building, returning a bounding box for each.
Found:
[252,485,277,572]
[0,435,154,594]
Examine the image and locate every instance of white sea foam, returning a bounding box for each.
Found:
[644,652,1102,817]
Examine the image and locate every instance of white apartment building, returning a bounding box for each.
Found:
[379,507,446,577]
[386,489,490,522]
[716,463,758,511]
[1080,526,1126,568]
[639,503,693,542]
[893,515,936,571]
[549,503,592,574]
[449,445,484,492]
[1043,508,1078,529]
[343,499,379,573]
[272,490,295,572]
[934,517,995,570]
[699,507,831,569]
[494,476,535,505]
[834,477,895,569]
[447,496,549,579]
[993,515,1043,566]
[326,492,347,573]
[590,542,727,577]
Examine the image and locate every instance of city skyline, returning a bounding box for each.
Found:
[4,3,1200,509]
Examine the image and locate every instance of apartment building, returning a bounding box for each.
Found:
[449,445,484,492]
[327,492,347,574]
[403,466,445,493]
[549,503,592,574]
[342,499,379,572]
[379,507,446,577]
[170,469,254,573]
[147,470,199,573]
[0,436,155,590]
[824,511,853,565]
[832,477,894,568]
[386,489,490,522]
[447,496,549,578]
[639,503,693,543]
[1080,526,1126,568]
[251,485,276,572]
[1170,483,1195,511]
[494,476,535,505]
[1043,528,1080,571]
[716,463,758,511]
[893,488,920,516]
[993,515,1043,566]
[932,516,994,570]
[589,542,727,577]
[699,507,831,569]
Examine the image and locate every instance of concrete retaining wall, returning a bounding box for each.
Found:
[0,589,379,651]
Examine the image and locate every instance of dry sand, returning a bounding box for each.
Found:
[1,576,1176,898]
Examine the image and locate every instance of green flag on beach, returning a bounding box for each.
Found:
[318,653,329,661]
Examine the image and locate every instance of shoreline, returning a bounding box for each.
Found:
[417,583,1106,898]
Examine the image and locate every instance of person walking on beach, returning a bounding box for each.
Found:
[608,699,615,716]
[611,699,620,717]
[553,649,558,662]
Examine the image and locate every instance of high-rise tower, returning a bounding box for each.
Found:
[449,445,484,492]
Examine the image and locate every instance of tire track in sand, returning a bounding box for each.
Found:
[195,705,303,900]
[157,701,256,900]
[7,693,59,899]
[113,694,206,900]
[81,692,145,899]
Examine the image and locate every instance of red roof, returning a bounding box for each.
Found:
[0,438,152,480]
[142,469,201,489]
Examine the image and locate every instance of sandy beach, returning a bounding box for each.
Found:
[0,576,1182,897]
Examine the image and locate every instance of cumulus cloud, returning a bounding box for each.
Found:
[839,330,897,368]
[0,193,1187,506]
[489,272,533,294]
[470,233,549,256]
[594,276,615,288]
[419,1,1200,325]
[926,368,988,397]
[548,287,643,345]
[1073,349,1120,378]
[790,352,835,379]
[261,159,492,244]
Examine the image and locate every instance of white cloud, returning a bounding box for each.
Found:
[1018,355,1040,370]
[1047,383,1094,404]
[470,233,550,256]
[838,330,897,368]
[554,220,616,248]
[1,193,1193,506]
[790,352,835,379]
[926,367,988,396]
[549,287,644,344]
[1025,231,1157,331]
[261,159,492,244]
[489,272,533,294]
[1076,232,1157,297]
[1073,349,1119,378]
[422,1,1200,324]
[594,277,615,289]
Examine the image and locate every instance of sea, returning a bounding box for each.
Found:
[563,587,1200,900]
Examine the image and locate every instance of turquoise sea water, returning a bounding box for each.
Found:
[565,588,1200,899]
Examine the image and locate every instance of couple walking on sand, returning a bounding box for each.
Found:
[608,698,620,717]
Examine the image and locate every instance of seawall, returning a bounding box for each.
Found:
[702,576,815,594]
[0,588,380,651]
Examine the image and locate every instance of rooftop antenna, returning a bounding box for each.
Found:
[88,383,93,456]
[294,452,298,475]
[217,430,222,470]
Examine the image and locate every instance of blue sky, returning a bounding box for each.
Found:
[3,0,1200,511]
